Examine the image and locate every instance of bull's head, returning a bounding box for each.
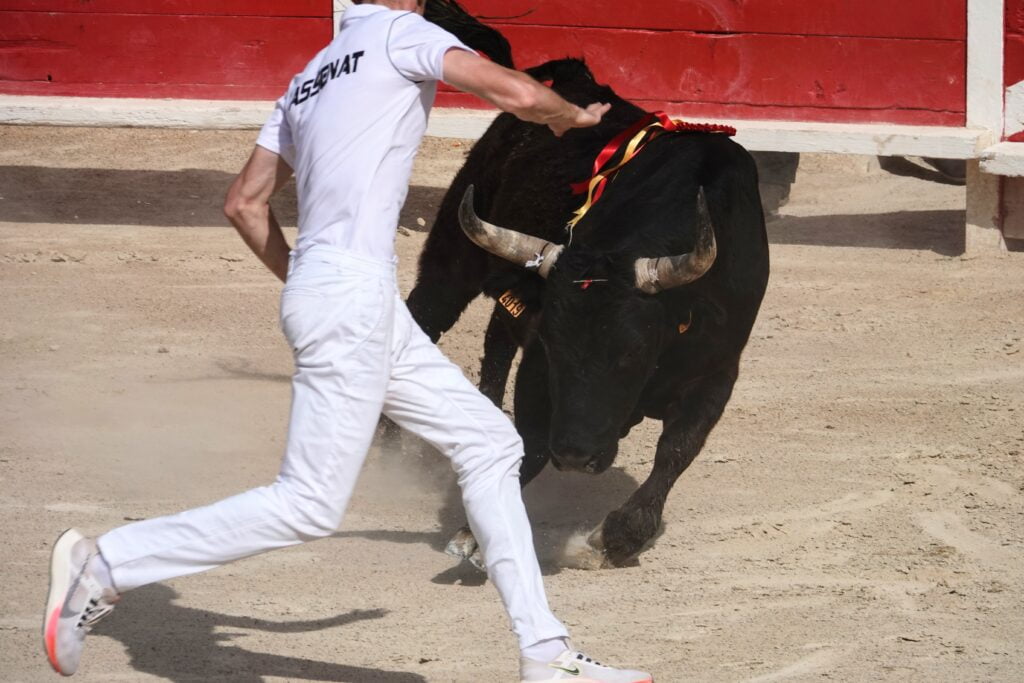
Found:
[459,185,716,473]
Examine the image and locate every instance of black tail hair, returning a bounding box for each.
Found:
[424,0,514,68]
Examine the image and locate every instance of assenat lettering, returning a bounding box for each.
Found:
[291,50,365,108]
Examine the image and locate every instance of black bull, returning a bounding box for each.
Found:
[413,4,770,567]
[399,58,770,567]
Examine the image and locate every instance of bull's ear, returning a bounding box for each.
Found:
[423,0,515,68]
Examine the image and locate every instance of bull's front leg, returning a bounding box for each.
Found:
[593,363,739,567]
[478,306,519,407]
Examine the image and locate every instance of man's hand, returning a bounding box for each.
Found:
[549,102,612,137]
[223,146,293,282]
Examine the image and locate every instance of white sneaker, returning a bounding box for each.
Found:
[521,649,653,682]
[43,529,119,676]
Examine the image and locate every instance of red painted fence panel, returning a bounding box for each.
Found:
[0,0,966,127]
[436,1,967,126]
[511,26,962,126]
[1007,0,1024,86]
[458,0,966,41]
[437,1,967,127]
[1005,0,1024,141]
[0,3,331,99]
[0,1,328,17]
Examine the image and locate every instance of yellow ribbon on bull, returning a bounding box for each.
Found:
[566,118,677,236]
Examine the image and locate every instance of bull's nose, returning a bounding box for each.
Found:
[549,443,597,473]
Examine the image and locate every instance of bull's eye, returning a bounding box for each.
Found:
[615,348,638,369]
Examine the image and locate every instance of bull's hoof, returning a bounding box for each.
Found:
[558,525,615,570]
[600,508,663,567]
[445,526,486,572]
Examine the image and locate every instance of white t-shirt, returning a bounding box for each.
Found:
[256,4,472,261]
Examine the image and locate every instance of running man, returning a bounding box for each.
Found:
[43,1,652,681]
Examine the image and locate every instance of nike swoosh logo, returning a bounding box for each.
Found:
[59,571,85,619]
[550,664,581,676]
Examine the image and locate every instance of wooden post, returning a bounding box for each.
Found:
[966,0,1008,252]
[966,161,1010,250]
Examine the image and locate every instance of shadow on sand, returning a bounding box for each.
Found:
[768,209,967,256]
[92,583,425,682]
[0,166,444,231]
[6,165,1010,253]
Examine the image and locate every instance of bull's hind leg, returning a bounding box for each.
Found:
[594,363,740,567]
[405,206,490,343]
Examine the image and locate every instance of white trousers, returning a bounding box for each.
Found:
[98,246,568,649]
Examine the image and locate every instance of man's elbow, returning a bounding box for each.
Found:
[223,190,258,225]
[223,196,240,223]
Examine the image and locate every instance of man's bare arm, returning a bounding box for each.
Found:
[223,146,294,282]
[442,50,610,136]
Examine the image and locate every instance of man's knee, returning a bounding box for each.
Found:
[451,423,523,481]
[271,483,345,539]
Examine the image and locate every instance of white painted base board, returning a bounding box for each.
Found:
[980,141,1024,176]
[0,95,991,159]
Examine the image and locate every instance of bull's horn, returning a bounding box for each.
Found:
[633,187,717,293]
[459,185,563,278]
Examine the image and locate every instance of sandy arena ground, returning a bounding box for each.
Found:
[1,125,1023,682]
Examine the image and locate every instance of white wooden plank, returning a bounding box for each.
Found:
[1003,80,1024,140]
[980,141,1024,176]
[720,120,986,158]
[0,96,990,159]
[965,0,1008,252]
[0,95,273,129]
[426,111,988,158]
[966,0,1004,133]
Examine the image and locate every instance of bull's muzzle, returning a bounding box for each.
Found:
[550,441,615,475]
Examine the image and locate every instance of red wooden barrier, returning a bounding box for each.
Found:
[0,0,967,126]
[0,0,328,15]
[0,1,332,99]
[456,0,965,39]
[439,28,964,125]
[434,0,967,126]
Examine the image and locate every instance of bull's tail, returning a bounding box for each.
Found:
[425,0,514,68]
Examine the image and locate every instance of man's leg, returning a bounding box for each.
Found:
[45,272,392,674]
[381,299,653,682]
[382,295,567,650]
[97,278,392,589]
